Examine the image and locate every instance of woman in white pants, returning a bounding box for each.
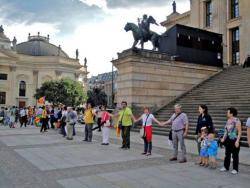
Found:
[100,106,113,145]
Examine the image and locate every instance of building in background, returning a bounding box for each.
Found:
[161,0,250,66]
[88,71,118,107]
[0,25,88,107]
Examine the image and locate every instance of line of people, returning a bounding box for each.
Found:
[1,100,250,176]
[80,102,248,175]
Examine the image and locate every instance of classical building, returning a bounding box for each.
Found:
[161,0,250,66]
[0,25,88,107]
[88,71,118,107]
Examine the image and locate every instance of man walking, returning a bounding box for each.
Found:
[118,101,135,150]
[162,104,189,163]
[66,107,77,140]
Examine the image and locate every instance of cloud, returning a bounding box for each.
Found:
[0,0,106,33]
[106,0,186,9]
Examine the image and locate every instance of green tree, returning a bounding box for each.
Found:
[87,88,107,106]
[34,78,87,106]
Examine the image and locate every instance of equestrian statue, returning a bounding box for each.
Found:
[124,14,160,51]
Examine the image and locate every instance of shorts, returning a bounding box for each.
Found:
[200,148,208,157]
[208,149,217,158]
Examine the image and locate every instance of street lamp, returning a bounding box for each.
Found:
[111,58,114,108]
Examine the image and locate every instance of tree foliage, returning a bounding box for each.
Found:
[87,88,107,106]
[34,78,87,106]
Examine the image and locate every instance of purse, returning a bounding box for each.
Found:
[104,120,111,127]
[140,114,150,139]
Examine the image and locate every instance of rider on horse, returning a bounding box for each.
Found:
[138,14,158,42]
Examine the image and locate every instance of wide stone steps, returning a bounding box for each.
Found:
[133,66,250,147]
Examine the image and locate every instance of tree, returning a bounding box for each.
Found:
[87,88,107,107]
[34,78,87,106]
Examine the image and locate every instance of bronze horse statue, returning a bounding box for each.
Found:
[124,15,160,51]
[124,22,160,51]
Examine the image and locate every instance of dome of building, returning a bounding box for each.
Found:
[16,33,69,58]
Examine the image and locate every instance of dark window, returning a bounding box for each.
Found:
[205,1,212,27]
[0,92,6,104]
[0,74,7,80]
[19,81,26,97]
[231,0,239,19]
[232,27,240,65]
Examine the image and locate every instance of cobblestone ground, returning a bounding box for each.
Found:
[0,125,250,188]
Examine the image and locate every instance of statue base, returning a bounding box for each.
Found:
[112,48,221,113]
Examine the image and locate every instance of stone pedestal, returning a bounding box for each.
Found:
[112,49,221,113]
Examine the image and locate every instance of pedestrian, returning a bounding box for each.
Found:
[83,103,96,142]
[220,107,242,175]
[92,106,103,132]
[100,105,113,145]
[0,107,5,125]
[72,107,77,136]
[28,106,34,125]
[9,106,16,128]
[118,101,135,150]
[50,106,56,129]
[4,108,11,127]
[61,106,67,137]
[40,106,48,133]
[246,117,250,147]
[20,107,27,128]
[14,107,19,124]
[134,107,162,156]
[66,107,77,140]
[162,104,189,163]
[195,105,214,163]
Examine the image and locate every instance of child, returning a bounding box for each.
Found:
[207,133,218,169]
[199,127,209,167]
[134,107,162,156]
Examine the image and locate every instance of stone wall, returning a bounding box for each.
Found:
[112,49,221,113]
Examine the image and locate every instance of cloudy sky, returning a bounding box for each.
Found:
[0,0,190,76]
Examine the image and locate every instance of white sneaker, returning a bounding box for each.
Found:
[231,170,238,175]
[220,167,227,172]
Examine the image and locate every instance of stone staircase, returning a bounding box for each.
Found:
[134,66,250,146]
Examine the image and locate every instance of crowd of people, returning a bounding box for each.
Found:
[1,101,250,176]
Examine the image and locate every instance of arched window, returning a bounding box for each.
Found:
[19,81,26,97]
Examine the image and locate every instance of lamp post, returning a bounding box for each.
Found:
[111,58,114,108]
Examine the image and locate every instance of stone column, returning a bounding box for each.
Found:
[10,66,16,106]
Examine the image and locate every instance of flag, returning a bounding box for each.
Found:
[37,96,45,104]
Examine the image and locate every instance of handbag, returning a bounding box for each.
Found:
[118,110,126,129]
[104,120,111,127]
[169,113,183,141]
[140,114,150,139]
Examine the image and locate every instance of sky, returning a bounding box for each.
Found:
[0,0,190,77]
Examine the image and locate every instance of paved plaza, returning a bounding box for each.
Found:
[0,125,250,188]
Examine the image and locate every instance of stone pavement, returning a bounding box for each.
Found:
[0,125,249,188]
